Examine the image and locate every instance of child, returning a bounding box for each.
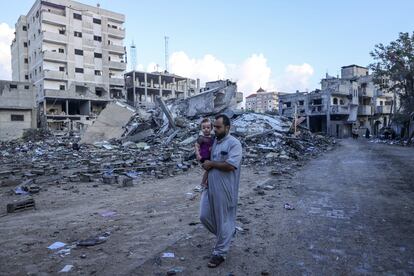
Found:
[195,118,214,188]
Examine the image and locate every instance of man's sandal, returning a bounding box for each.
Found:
[208,255,225,268]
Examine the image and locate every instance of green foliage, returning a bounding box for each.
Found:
[369,32,414,116]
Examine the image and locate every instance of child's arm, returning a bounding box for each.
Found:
[194,142,202,161]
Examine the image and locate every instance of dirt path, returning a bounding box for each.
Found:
[134,139,414,275]
[1,139,413,275]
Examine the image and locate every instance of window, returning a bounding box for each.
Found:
[73,13,82,20]
[286,102,291,108]
[74,49,83,55]
[75,67,84,73]
[93,35,102,42]
[28,40,30,46]
[58,48,64,53]
[299,100,304,105]
[11,114,24,121]
[24,58,28,64]
[108,56,111,61]
[59,29,65,35]
[94,70,102,76]
[59,85,65,90]
[74,31,82,38]
[333,98,338,105]
[94,52,102,58]
[23,42,28,47]
[25,75,29,80]
[22,26,27,31]
[59,66,65,72]
[339,99,344,105]
[24,85,29,89]
[39,66,41,72]
[10,84,17,89]
[93,18,101,24]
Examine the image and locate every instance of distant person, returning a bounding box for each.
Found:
[365,128,370,139]
[195,118,214,187]
[200,114,242,268]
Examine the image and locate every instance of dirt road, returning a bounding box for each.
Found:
[1,139,413,275]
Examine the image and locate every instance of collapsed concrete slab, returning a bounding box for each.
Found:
[81,101,135,144]
[168,80,239,118]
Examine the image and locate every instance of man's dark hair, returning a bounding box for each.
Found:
[215,114,230,127]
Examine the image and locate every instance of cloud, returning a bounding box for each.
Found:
[0,23,14,80]
[277,63,314,92]
[169,51,227,82]
[142,52,314,100]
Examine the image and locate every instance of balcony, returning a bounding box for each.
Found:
[357,105,372,116]
[359,88,374,97]
[330,105,349,115]
[109,61,126,71]
[43,70,67,80]
[42,12,66,26]
[107,44,125,54]
[107,27,125,39]
[42,32,67,45]
[44,88,109,101]
[376,105,391,114]
[309,104,326,114]
[331,84,350,96]
[109,77,124,86]
[43,51,67,62]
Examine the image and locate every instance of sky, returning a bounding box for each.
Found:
[1,0,413,98]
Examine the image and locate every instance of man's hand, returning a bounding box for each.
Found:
[202,160,213,171]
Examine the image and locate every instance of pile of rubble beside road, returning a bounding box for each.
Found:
[0,82,336,212]
[0,109,335,194]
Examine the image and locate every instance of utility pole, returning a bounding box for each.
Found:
[164,36,169,73]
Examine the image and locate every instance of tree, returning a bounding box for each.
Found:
[369,32,414,142]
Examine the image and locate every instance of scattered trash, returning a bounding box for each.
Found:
[99,211,117,217]
[162,252,175,258]
[284,203,295,210]
[48,242,66,250]
[167,267,184,275]
[59,265,73,273]
[77,232,111,246]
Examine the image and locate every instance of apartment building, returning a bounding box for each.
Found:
[11,0,126,130]
[279,65,393,138]
[245,88,281,113]
[0,81,37,140]
[124,70,199,107]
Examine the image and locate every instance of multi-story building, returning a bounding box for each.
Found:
[11,0,126,130]
[124,70,199,107]
[245,88,281,113]
[279,65,393,138]
[0,81,37,140]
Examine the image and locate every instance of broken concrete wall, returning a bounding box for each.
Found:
[80,101,135,144]
[168,80,238,118]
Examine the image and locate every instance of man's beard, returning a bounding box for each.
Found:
[215,131,227,140]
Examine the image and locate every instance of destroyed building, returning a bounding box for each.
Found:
[0,81,37,141]
[279,65,393,138]
[10,0,126,131]
[124,70,200,107]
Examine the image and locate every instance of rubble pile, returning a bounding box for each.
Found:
[0,110,335,195]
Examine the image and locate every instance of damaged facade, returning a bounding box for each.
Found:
[124,70,199,107]
[10,0,126,131]
[0,81,37,141]
[279,65,393,138]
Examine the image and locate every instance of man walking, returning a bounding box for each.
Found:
[200,114,243,268]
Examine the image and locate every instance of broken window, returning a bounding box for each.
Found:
[74,31,82,38]
[94,52,102,58]
[74,49,83,55]
[59,85,65,90]
[73,13,82,20]
[333,98,338,105]
[285,102,291,108]
[59,48,64,53]
[94,35,102,42]
[10,84,17,89]
[299,100,304,106]
[11,114,24,121]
